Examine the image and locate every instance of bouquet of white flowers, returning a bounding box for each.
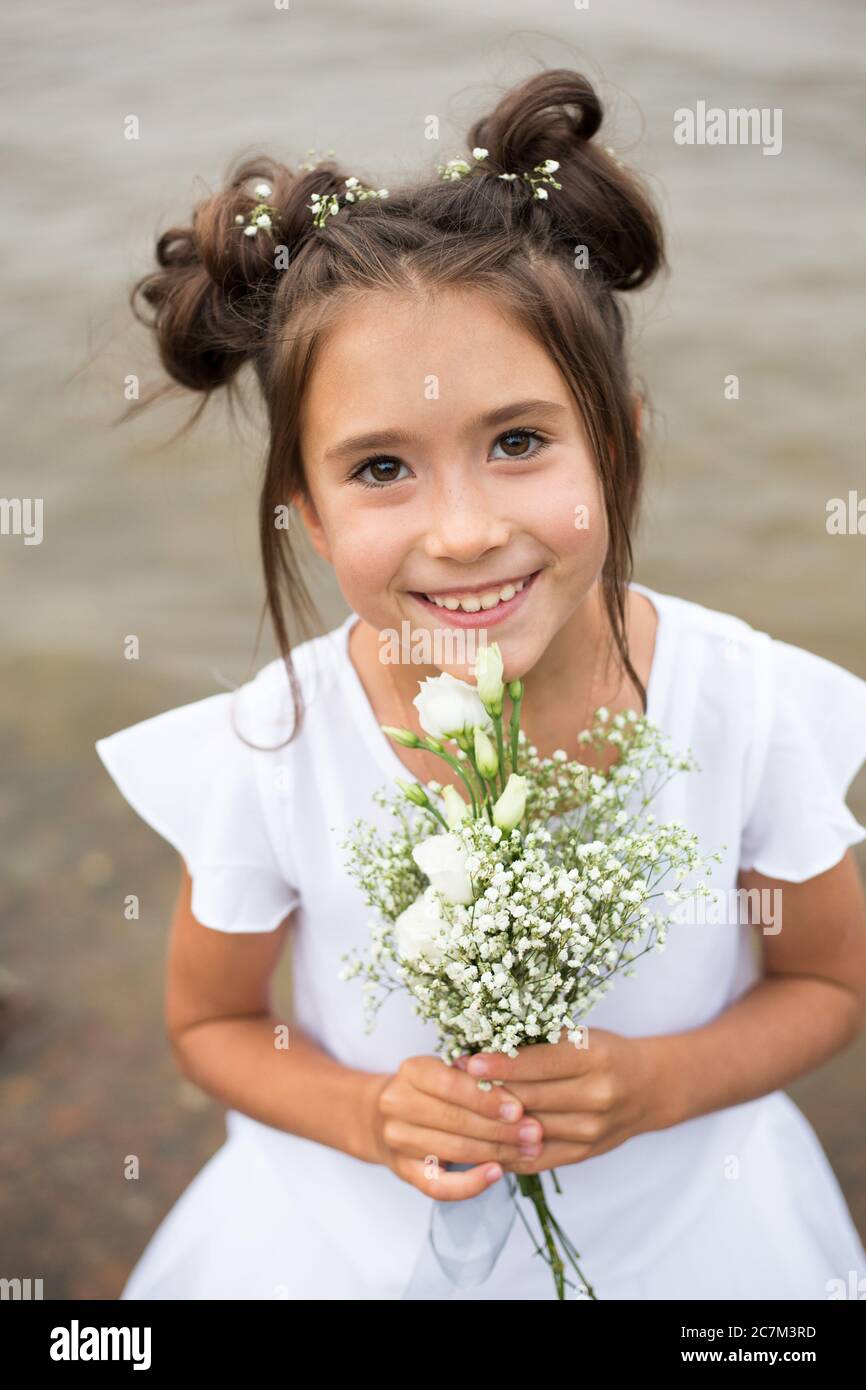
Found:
[340,643,723,1300]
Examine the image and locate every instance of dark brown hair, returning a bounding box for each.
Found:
[129,68,666,743]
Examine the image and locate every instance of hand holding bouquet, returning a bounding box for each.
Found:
[340,643,722,1299]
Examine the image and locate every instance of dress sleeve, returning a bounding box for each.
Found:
[738,635,866,882]
[95,689,301,932]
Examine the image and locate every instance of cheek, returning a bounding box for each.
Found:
[524,469,608,563]
[328,510,402,600]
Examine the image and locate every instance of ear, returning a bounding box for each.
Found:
[292,492,333,565]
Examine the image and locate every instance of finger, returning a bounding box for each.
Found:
[406,1055,530,1123]
[502,1139,595,1175]
[492,1074,616,1114]
[390,1088,544,1150]
[515,1109,609,1146]
[461,1032,592,1084]
[503,1121,635,1175]
[400,1155,507,1202]
[382,1118,543,1169]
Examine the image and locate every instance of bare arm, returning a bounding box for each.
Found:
[652,850,866,1127]
[165,864,536,1195]
[165,865,385,1163]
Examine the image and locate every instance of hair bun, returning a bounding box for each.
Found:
[131,154,355,394]
[468,69,602,175]
[467,69,664,293]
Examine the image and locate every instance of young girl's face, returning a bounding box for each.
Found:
[296,286,609,685]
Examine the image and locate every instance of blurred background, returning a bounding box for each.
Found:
[1,0,864,1297]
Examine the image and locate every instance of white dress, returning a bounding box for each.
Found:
[94,581,866,1300]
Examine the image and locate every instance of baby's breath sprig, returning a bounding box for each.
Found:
[308,175,389,228]
[234,181,281,238]
[436,146,562,201]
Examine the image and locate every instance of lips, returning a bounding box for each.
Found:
[420,570,535,602]
[422,572,534,611]
[409,569,542,628]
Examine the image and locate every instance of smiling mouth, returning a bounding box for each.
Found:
[409,569,542,621]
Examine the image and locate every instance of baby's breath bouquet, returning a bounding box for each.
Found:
[340,643,722,1300]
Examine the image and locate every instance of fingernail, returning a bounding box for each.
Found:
[485,1165,502,1183]
[468,1058,488,1076]
[519,1121,540,1141]
[500,1101,520,1121]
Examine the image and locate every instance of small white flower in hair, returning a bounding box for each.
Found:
[254,182,273,197]
[307,175,386,227]
[437,156,472,180]
[237,197,280,237]
[441,152,562,201]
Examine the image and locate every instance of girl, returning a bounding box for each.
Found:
[96,69,866,1300]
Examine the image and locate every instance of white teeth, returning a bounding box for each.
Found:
[424,575,530,612]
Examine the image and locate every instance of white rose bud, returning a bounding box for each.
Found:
[413,671,493,742]
[442,784,470,829]
[492,773,527,832]
[395,777,428,808]
[412,831,475,905]
[381,725,420,748]
[474,728,499,781]
[474,642,504,716]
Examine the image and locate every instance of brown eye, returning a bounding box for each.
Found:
[491,429,548,460]
[500,431,530,456]
[351,456,409,488]
[367,458,400,482]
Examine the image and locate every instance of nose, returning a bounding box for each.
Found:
[422,471,512,563]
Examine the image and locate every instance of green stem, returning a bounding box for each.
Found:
[422,745,478,817]
[518,1174,565,1298]
[515,1172,598,1301]
[509,692,523,775]
[472,763,499,823]
[493,712,506,797]
[424,803,451,832]
[460,741,493,820]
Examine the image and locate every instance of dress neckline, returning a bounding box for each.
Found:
[333,581,676,789]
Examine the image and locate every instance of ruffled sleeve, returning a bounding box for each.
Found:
[95,686,301,932]
[739,634,866,882]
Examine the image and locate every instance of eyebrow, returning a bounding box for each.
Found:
[322,398,569,464]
